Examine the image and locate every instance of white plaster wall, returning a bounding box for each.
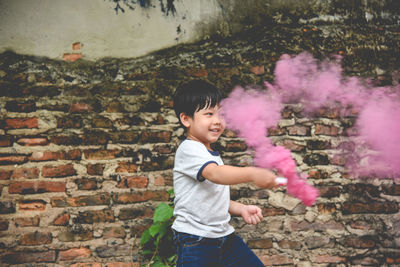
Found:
[0,0,225,60]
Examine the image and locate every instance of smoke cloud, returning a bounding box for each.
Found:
[221,52,400,205]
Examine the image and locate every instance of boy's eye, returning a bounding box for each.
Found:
[206,112,213,116]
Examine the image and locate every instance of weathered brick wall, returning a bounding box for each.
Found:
[1,10,400,267]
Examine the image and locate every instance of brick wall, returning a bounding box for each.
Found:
[1,20,400,266]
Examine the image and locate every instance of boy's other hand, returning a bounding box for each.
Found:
[241,205,263,225]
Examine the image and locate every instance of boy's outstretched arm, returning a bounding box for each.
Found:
[202,164,278,188]
[229,200,263,225]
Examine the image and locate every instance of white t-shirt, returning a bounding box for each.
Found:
[171,139,234,238]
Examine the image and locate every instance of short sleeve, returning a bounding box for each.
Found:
[174,140,220,182]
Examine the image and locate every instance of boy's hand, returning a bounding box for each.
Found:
[250,167,278,188]
[241,205,263,225]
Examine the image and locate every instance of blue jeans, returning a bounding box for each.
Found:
[173,231,265,267]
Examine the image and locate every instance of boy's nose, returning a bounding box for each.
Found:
[214,113,225,126]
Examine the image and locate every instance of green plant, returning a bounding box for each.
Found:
[140,189,176,267]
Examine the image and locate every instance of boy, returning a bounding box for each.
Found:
[172,79,278,267]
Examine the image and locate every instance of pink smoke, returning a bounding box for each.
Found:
[221,52,400,206]
[220,87,319,206]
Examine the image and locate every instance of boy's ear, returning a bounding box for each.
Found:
[179,112,191,128]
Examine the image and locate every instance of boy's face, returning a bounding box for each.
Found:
[180,105,225,150]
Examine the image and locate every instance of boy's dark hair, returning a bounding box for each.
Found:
[173,79,223,120]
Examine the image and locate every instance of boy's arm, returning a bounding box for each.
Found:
[202,163,277,188]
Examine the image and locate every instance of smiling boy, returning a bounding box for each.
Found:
[172,79,278,266]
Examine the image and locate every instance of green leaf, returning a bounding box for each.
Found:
[140,229,151,245]
[149,223,161,237]
[151,260,168,267]
[141,249,154,255]
[153,203,174,223]
[167,188,174,197]
[155,221,168,242]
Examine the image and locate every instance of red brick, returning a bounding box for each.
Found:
[72,42,82,50]
[262,207,286,216]
[318,203,337,214]
[330,154,347,166]
[153,144,174,154]
[103,226,126,239]
[130,221,152,236]
[118,207,153,220]
[63,53,82,62]
[185,68,208,77]
[250,65,265,75]
[30,150,81,161]
[70,263,102,267]
[349,220,372,230]
[305,236,333,249]
[0,135,13,147]
[383,184,400,196]
[9,181,66,194]
[66,193,110,207]
[116,162,138,173]
[1,251,56,264]
[247,238,273,249]
[87,163,104,175]
[117,176,148,188]
[19,200,47,211]
[0,169,12,180]
[82,132,109,145]
[113,191,169,204]
[386,257,400,265]
[140,131,171,143]
[223,129,238,138]
[0,201,16,213]
[315,124,339,136]
[70,103,92,113]
[259,254,294,266]
[57,116,83,128]
[315,107,340,119]
[42,164,76,178]
[53,212,70,226]
[344,235,376,248]
[314,254,346,263]
[84,149,120,160]
[278,239,302,250]
[20,231,52,245]
[225,141,247,152]
[268,126,285,136]
[106,263,139,267]
[95,244,131,257]
[59,247,91,261]
[154,175,173,186]
[51,135,82,145]
[290,220,344,231]
[287,125,310,136]
[16,138,48,146]
[5,118,38,129]
[15,216,40,227]
[342,202,399,214]
[318,186,341,198]
[308,170,327,179]
[0,155,28,165]
[75,178,98,190]
[58,229,93,242]
[106,102,126,112]
[11,167,39,179]
[75,209,114,224]
[277,139,305,152]
[0,218,9,230]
